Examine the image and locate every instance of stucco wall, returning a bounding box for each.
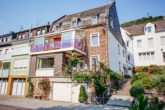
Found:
[10,55,30,76]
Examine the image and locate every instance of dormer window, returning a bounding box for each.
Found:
[92,17,97,24]
[37,30,40,36]
[56,26,59,31]
[72,21,77,28]
[59,22,62,29]
[18,34,22,40]
[147,26,151,32]
[41,29,45,35]
[22,34,25,39]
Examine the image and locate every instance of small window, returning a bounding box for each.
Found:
[72,21,77,28]
[127,41,129,47]
[110,17,113,28]
[19,35,22,40]
[1,38,3,42]
[119,62,121,73]
[163,52,165,62]
[41,29,45,35]
[59,22,62,29]
[0,50,2,54]
[123,50,125,57]
[90,55,99,70]
[92,17,97,24]
[160,36,165,45]
[91,33,99,46]
[137,40,142,48]
[22,34,25,39]
[118,44,120,55]
[5,49,9,54]
[56,26,59,31]
[38,57,54,69]
[138,53,142,61]
[148,38,153,47]
[37,30,40,36]
[147,26,151,32]
[6,38,8,42]
[128,54,130,61]
[29,32,32,38]
[151,52,154,60]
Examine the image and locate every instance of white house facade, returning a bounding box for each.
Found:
[121,20,165,67]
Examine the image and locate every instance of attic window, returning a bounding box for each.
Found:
[147,26,151,32]
[56,26,59,31]
[77,18,81,25]
[92,17,97,24]
[72,21,77,28]
[59,22,62,29]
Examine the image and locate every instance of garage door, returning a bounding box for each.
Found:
[0,79,8,95]
[53,83,81,103]
[12,78,25,96]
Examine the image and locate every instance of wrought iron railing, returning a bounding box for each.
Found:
[31,40,85,53]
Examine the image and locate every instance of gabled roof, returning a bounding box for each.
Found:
[123,19,165,36]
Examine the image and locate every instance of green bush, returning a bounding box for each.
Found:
[130,85,144,98]
[151,74,165,94]
[131,73,148,85]
[131,74,139,84]
[142,67,148,72]
[79,85,87,103]
[140,77,152,89]
[94,79,107,97]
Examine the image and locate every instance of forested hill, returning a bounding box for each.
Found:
[121,16,164,27]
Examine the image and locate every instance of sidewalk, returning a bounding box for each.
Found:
[0,96,128,110]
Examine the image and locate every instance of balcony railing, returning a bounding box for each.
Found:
[0,69,9,77]
[31,40,85,53]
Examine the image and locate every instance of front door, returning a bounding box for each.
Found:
[0,79,8,95]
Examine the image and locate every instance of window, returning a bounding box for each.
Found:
[2,62,10,69]
[41,29,45,35]
[18,35,22,40]
[118,44,120,55]
[163,52,165,62]
[5,38,8,42]
[90,55,99,70]
[138,53,142,61]
[56,26,59,31]
[160,36,165,45]
[128,54,130,61]
[147,26,151,32]
[14,59,28,69]
[38,57,54,69]
[148,38,153,47]
[137,40,142,48]
[2,38,4,42]
[119,62,121,73]
[37,30,40,36]
[72,21,77,28]
[127,41,129,47]
[29,32,32,38]
[22,34,25,39]
[0,50,2,54]
[59,22,62,29]
[5,49,9,54]
[91,33,99,46]
[138,52,155,61]
[123,50,125,57]
[92,17,97,24]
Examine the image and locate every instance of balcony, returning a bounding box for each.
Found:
[0,69,9,77]
[30,39,85,55]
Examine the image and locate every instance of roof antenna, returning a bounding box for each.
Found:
[37,18,40,26]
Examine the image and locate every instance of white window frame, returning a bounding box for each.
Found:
[90,32,100,47]
[137,39,142,48]
[90,55,100,70]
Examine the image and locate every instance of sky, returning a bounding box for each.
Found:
[0,0,165,35]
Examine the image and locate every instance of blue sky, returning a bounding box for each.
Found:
[0,0,165,35]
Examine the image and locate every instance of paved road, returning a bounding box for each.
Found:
[0,96,128,110]
[0,104,32,110]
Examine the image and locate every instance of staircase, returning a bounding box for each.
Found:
[115,78,131,95]
[106,79,133,107]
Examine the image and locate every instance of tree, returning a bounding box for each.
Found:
[79,85,87,103]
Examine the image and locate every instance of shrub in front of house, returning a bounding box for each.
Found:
[142,67,148,72]
[79,85,87,103]
[130,85,144,98]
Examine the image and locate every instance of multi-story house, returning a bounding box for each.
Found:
[29,0,129,103]
[7,25,50,96]
[121,19,165,67]
[0,32,16,95]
